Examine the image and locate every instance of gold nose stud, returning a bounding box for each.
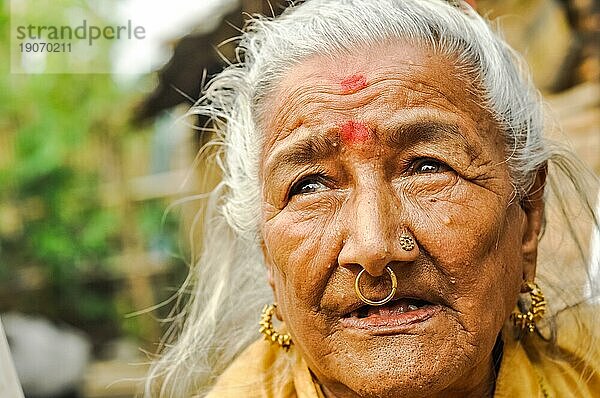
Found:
[399,234,415,251]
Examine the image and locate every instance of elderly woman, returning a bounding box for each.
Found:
[147,0,600,397]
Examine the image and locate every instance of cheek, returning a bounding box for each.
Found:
[405,181,523,327]
[263,197,344,306]
[403,176,510,268]
[263,205,346,364]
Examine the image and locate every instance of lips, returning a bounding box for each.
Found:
[343,298,431,318]
[339,297,442,333]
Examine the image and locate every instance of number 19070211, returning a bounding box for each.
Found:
[19,42,71,52]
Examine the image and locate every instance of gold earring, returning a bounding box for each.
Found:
[511,281,546,334]
[259,304,293,351]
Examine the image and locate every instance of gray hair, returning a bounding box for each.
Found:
[146,0,599,396]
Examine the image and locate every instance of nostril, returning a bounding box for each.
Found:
[361,267,387,278]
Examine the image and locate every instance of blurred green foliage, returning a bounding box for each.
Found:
[0,1,182,346]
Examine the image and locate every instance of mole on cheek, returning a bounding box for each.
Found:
[340,121,371,144]
[340,74,367,94]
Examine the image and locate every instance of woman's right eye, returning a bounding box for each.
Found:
[288,177,327,198]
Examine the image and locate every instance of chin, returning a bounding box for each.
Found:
[342,369,452,398]
[319,336,467,398]
[311,315,483,398]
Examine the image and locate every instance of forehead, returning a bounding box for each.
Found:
[259,40,499,164]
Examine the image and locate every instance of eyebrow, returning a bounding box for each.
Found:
[263,120,480,181]
[269,131,341,167]
[386,121,481,160]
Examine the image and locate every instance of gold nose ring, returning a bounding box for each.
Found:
[354,266,397,306]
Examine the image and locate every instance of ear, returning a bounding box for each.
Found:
[520,166,547,290]
[261,240,284,320]
[260,240,277,292]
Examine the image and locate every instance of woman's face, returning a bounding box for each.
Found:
[259,41,541,398]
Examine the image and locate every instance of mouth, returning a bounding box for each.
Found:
[339,297,441,333]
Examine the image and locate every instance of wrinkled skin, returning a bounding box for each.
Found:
[258,41,545,398]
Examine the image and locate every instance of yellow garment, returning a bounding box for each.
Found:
[205,308,600,397]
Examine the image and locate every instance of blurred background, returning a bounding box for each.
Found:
[0,0,598,397]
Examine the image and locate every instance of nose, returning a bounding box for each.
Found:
[337,183,419,277]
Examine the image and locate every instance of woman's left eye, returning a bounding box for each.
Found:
[411,158,450,174]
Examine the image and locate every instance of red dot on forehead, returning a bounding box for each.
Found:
[340,120,371,144]
[340,74,367,94]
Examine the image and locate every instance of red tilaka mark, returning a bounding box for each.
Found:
[340,121,371,144]
[340,74,367,94]
[465,0,477,9]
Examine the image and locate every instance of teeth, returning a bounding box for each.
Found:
[351,307,370,318]
[348,300,429,318]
